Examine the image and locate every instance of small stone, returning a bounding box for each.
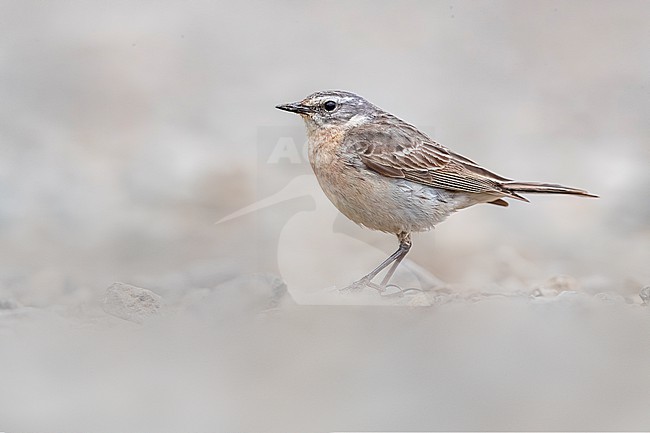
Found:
[639,286,650,305]
[102,282,163,323]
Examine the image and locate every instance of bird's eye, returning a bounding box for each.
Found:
[323,100,337,112]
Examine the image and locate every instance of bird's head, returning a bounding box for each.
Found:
[276,90,378,131]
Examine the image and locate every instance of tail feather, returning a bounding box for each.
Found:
[502,181,598,198]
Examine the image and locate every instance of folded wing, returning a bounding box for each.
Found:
[346,116,529,201]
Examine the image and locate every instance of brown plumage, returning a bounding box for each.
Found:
[347,115,597,203]
[276,90,597,292]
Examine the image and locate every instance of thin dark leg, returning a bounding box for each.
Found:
[378,232,412,287]
[379,250,408,287]
[346,232,412,291]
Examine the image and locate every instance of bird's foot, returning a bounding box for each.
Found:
[340,277,385,294]
[339,280,425,298]
[379,284,425,298]
[378,284,404,298]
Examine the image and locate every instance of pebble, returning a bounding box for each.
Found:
[640,286,650,305]
[102,282,163,323]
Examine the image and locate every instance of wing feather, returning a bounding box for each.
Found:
[345,116,519,198]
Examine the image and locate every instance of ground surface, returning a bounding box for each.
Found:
[1,278,649,432]
[1,1,649,432]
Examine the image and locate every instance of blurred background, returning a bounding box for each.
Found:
[0,1,649,432]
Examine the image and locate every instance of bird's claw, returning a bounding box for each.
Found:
[340,277,384,293]
[379,285,425,298]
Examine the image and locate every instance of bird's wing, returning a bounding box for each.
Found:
[346,118,527,200]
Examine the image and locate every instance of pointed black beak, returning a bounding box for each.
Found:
[275,102,311,114]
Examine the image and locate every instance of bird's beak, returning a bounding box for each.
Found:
[275,101,311,114]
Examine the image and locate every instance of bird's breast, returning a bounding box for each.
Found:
[306,126,346,172]
[305,129,471,234]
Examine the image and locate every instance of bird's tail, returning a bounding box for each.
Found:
[502,181,598,199]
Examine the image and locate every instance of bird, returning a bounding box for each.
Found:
[275,90,597,292]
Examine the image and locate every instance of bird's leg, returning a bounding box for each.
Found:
[378,232,412,289]
[344,232,412,292]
